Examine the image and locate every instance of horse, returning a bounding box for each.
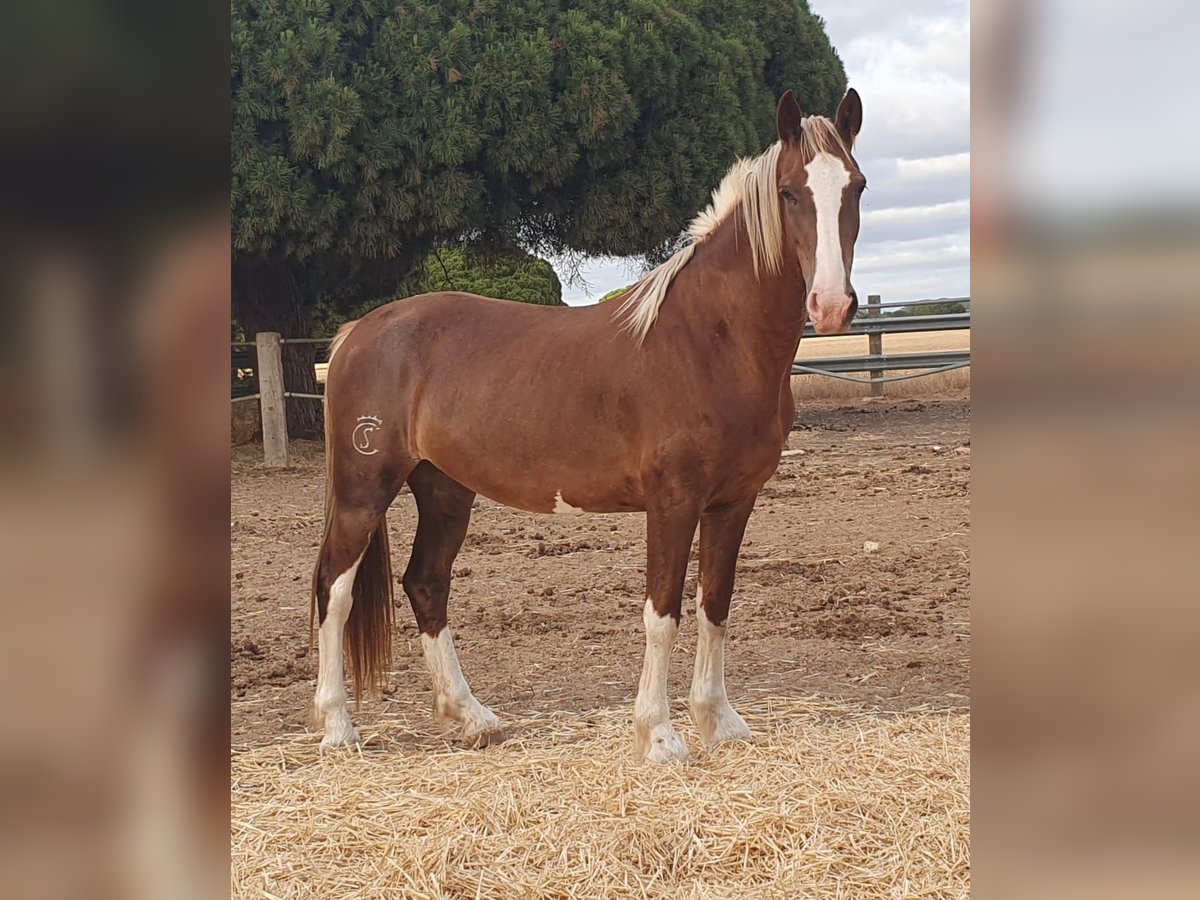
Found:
[311,89,866,763]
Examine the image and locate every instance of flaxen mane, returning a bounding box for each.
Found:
[617,116,848,342]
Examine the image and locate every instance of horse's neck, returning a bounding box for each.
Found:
[675,215,808,380]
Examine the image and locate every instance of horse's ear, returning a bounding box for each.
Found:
[836,89,862,147]
[776,91,803,144]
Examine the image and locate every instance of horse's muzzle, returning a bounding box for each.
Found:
[807,290,856,335]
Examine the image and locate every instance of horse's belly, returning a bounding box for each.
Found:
[448,466,643,516]
[419,434,644,516]
[476,482,642,516]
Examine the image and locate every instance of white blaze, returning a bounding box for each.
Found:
[804,152,850,296]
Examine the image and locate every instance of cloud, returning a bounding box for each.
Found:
[858,153,970,210]
[857,265,970,303]
[853,232,970,302]
[856,232,971,274]
[557,256,641,306]
[838,16,970,161]
[555,0,970,305]
[817,0,970,300]
[896,152,970,180]
[862,199,970,242]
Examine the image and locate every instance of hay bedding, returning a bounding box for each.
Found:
[232,698,969,899]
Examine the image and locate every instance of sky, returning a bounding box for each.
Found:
[555,0,970,306]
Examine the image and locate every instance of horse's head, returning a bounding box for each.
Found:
[774,89,865,335]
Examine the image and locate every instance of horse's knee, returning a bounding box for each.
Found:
[402,568,448,635]
[400,566,431,605]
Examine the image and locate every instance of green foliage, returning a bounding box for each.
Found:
[232,0,847,327]
[885,300,968,317]
[404,247,563,306]
[310,246,563,336]
[598,285,634,302]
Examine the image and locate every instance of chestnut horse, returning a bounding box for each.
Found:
[312,90,865,763]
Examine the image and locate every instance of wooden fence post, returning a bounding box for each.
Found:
[866,294,883,397]
[256,332,290,467]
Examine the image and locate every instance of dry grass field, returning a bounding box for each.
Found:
[235,322,971,897]
[233,699,968,899]
[231,387,970,897]
[795,328,970,361]
[794,329,969,401]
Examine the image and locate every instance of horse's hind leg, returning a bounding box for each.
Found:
[312,502,389,749]
[403,462,505,746]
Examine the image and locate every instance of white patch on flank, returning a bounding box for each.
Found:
[634,599,689,764]
[420,628,502,743]
[804,152,851,297]
[315,551,365,750]
[689,587,751,748]
[552,491,584,515]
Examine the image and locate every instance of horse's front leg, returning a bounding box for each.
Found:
[634,492,701,764]
[690,497,756,748]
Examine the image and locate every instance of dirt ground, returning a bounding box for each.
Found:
[232,396,970,750]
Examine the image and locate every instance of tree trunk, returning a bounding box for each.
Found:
[280,342,322,438]
[232,257,323,439]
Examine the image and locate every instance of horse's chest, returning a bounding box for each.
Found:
[705,407,786,478]
[708,394,786,442]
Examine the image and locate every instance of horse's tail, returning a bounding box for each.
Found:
[326,318,359,370]
[321,318,359,523]
[311,318,394,699]
[342,513,394,701]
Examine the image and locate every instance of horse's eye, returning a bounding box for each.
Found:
[780,188,797,205]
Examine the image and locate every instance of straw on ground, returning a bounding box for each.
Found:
[232,697,969,899]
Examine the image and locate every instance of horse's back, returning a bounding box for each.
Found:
[326,291,650,511]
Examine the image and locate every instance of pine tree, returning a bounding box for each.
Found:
[232,0,846,434]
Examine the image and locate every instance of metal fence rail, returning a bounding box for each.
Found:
[794,349,971,373]
[804,311,969,336]
[793,294,970,394]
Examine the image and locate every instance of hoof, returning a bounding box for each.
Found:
[462,725,508,748]
[437,697,506,749]
[319,725,361,752]
[458,708,506,748]
[693,702,752,749]
[706,717,752,748]
[639,724,690,765]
